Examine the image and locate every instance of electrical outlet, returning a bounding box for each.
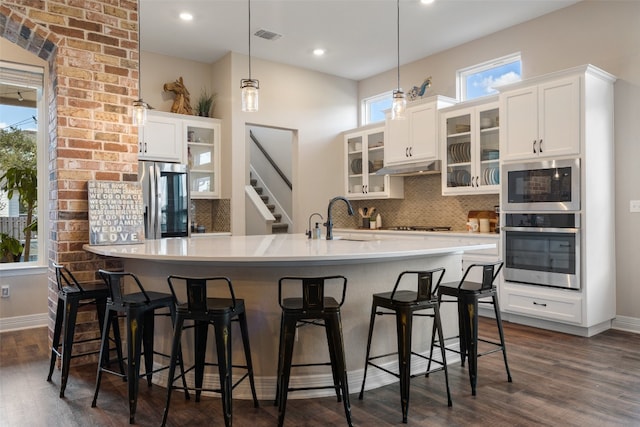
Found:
[1,285,9,298]
[630,200,640,213]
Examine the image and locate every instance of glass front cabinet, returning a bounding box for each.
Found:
[344,126,403,199]
[185,117,221,199]
[441,98,500,195]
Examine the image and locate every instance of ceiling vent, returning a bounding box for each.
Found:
[254,29,282,41]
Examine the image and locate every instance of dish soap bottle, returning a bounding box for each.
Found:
[376,213,382,229]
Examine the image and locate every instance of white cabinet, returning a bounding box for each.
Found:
[344,126,403,199]
[441,98,500,195]
[186,116,221,199]
[138,110,182,162]
[500,75,580,161]
[385,96,457,166]
[499,65,617,335]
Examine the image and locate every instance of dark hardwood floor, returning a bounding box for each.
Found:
[1,318,639,426]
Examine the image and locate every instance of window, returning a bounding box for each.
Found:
[457,53,522,101]
[0,61,45,266]
[362,91,392,125]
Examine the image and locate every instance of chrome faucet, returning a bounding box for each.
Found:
[324,196,354,240]
[306,212,323,239]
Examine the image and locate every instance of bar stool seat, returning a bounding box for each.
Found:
[359,268,452,424]
[47,263,124,397]
[429,261,512,396]
[275,275,352,427]
[91,270,185,424]
[161,275,259,427]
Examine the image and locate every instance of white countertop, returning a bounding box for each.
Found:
[83,233,495,267]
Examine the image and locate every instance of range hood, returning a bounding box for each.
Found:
[374,159,442,176]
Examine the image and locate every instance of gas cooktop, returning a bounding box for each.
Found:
[385,226,452,232]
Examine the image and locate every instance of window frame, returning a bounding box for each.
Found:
[457,53,522,101]
[0,60,47,272]
[361,90,393,126]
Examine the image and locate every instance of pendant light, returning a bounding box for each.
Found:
[132,0,148,126]
[241,0,259,112]
[391,0,406,120]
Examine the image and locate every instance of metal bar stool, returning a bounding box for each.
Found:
[429,261,512,396]
[161,275,259,427]
[47,263,124,397]
[359,268,452,424]
[275,275,352,427]
[91,270,186,424]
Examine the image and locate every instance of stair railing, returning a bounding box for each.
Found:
[249,130,292,190]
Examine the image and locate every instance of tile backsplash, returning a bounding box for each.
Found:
[193,199,231,232]
[332,174,499,232]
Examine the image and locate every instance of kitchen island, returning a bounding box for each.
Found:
[84,233,495,399]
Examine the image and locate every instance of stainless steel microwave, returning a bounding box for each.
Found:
[502,158,580,211]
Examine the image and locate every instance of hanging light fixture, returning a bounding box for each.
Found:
[241,0,259,112]
[132,0,148,126]
[391,0,406,120]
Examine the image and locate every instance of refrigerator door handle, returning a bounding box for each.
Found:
[150,164,160,238]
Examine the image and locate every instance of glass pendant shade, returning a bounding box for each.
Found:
[392,89,406,120]
[241,78,259,112]
[132,98,148,126]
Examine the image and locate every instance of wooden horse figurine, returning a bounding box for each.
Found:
[163,77,194,115]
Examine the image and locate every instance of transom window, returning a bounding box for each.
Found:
[457,53,522,101]
[362,91,392,125]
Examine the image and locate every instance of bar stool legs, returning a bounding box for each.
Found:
[161,275,259,427]
[359,269,451,424]
[275,275,352,427]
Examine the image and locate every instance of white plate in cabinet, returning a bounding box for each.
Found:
[440,98,500,195]
[344,125,403,199]
[501,282,582,324]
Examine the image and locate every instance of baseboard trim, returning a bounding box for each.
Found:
[0,313,48,332]
[612,315,640,334]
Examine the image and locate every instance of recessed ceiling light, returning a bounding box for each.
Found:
[179,12,193,21]
[421,0,435,4]
[313,48,325,56]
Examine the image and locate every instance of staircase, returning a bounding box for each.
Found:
[250,178,289,234]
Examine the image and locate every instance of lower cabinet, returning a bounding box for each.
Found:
[500,281,582,324]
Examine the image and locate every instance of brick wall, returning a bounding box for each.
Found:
[1,0,139,353]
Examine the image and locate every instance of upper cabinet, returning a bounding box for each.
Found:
[385,96,457,166]
[138,111,222,199]
[344,125,403,199]
[138,110,183,162]
[500,73,581,161]
[185,116,222,199]
[441,98,500,195]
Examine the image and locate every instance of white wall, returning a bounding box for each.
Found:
[228,52,358,235]
[359,0,640,321]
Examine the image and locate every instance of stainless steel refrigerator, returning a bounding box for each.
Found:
[138,161,190,239]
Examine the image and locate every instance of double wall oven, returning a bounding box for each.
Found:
[502,159,581,290]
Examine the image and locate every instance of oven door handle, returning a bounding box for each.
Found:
[502,226,580,233]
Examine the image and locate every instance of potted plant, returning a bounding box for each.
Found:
[0,233,23,263]
[194,89,216,117]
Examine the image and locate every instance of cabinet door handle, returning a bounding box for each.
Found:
[144,142,148,153]
[405,147,409,157]
[409,146,412,157]
[539,139,543,153]
[533,301,547,307]
[363,185,367,194]
[532,140,537,153]
[139,142,143,153]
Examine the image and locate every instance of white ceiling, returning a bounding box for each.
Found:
[141,0,579,81]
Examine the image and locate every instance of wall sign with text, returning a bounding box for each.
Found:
[88,180,145,245]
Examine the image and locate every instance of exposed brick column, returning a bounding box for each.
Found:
[1,0,139,357]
